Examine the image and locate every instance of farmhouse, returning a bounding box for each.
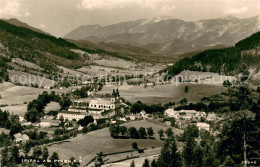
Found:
[38,119,60,127]
[140,110,148,118]
[195,112,206,119]
[179,110,197,120]
[196,122,210,131]
[164,108,180,119]
[14,133,29,143]
[207,113,217,121]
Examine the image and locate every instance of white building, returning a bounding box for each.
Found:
[14,133,29,143]
[58,111,89,121]
[89,98,115,111]
[207,113,217,121]
[196,122,210,131]
[164,108,180,119]
[195,112,206,119]
[38,120,60,127]
[68,106,87,113]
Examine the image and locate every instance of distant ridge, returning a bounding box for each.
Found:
[2,18,50,35]
[64,16,260,54]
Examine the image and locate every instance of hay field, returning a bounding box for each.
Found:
[46,120,181,166]
[99,83,227,104]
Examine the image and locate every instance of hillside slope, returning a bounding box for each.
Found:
[3,18,50,35]
[166,31,260,77]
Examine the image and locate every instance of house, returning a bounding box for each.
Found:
[0,128,10,135]
[118,117,127,122]
[195,112,206,119]
[58,111,90,121]
[196,122,210,131]
[38,119,60,127]
[14,133,29,143]
[140,110,148,118]
[207,113,217,121]
[164,108,180,119]
[141,82,155,87]
[19,116,25,122]
[68,106,87,113]
[89,98,115,111]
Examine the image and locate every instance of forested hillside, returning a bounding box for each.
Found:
[0,20,131,79]
[166,32,260,77]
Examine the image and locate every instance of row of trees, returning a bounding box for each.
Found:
[109,125,155,139]
[130,100,175,114]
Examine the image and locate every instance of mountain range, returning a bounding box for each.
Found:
[65,16,260,54]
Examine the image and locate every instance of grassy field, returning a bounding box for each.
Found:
[12,58,43,71]
[44,102,61,113]
[0,104,27,116]
[99,83,227,104]
[0,82,74,105]
[46,120,182,166]
[8,70,54,87]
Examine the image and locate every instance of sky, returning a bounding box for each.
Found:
[0,0,260,37]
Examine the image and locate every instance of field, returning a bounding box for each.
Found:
[46,120,183,166]
[8,70,54,87]
[0,82,75,105]
[99,83,227,104]
[12,58,43,71]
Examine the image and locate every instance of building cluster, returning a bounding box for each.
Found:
[164,108,218,131]
[58,89,121,121]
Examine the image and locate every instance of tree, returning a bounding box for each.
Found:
[157,139,172,167]
[132,142,138,150]
[129,127,140,139]
[139,127,147,138]
[147,127,154,138]
[130,160,135,167]
[77,116,94,127]
[151,159,157,167]
[23,142,31,157]
[50,152,60,167]
[143,159,150,167]
[180,98,188,105]
[94,152,107,167]
[69,157,80,167]
[223,80,232,87]
[182,124,199,141]
[218,110,257,165]
[1,146,9,166]
[165,128,173,138]
[119,126,127,137]
[257,86,260,94]
[32,146,42,159]
[183,135,196,167]
[109,125,120,138]
[11,146,20,164]
[184,85,189,93]
[170,138,183,167]
[158,129,164,140]
[43,147,49,161]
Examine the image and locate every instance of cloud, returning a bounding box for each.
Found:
[224,7,248,15]
[0,0,30,18]
[39,24,46,29]
[77,0,175,14]
[257,3,260,9]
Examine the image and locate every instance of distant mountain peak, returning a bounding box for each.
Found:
[64,16,260,54]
